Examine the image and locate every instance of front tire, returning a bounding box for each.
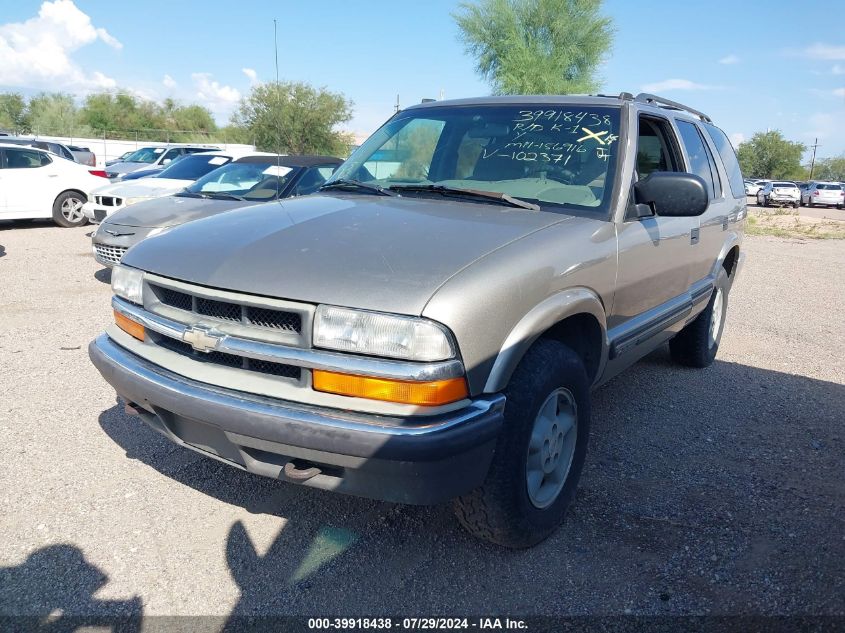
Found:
[52,191,88,227]
[453,339,590,548]
[670,268,730,368]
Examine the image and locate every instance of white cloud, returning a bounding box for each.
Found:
[640,78,720,92]
[95,27,121,49]
[801,43,845,60]
[192,73,241,103]
[0,0,120,90]
[242,68,258,85]
[192,73,241,120]
[834,87,845,98]
[162,74,177,89]
[728,132,745,148]
[832,64,844,75]
[718,54,739,65]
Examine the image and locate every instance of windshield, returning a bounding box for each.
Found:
[329,104,622,215]
[183,161,297,201]
[124,147,166,164]
[156,154,231,181]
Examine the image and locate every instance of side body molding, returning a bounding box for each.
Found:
[483,287,608,393]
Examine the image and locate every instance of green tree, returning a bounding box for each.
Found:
[453,0,614,95]
[737,131,806,180]
[78,91,217,141]
[0,93,29,132]
[27,93,79,135]
[809,155,845,181]
[231,81,353,155]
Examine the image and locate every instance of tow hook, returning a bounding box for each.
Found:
[283,460,322,482]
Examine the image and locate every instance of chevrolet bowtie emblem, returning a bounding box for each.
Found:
[183,324,222,353]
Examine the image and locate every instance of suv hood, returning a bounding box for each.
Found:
[93,179,192,199]
[123,194,572,315]
[107,195,256,228]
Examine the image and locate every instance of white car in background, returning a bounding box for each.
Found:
[0,142,107,227]
[801,181,844,209]
[83,151,254,223]
[744,179,766,196]
[105,144,220,181]
[756,181,800,208]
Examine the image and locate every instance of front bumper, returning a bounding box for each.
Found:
[89,334,505,504]
[767,195,799,203]
[83,201,126,223]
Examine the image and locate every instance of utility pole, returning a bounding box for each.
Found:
[808,137,820,180]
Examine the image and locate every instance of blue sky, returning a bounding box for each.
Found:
[2,0,844,158]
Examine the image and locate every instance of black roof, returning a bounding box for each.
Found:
[234,154,343,167]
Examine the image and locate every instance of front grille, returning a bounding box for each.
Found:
[157,287,193,312]
[154,334,300,380]
[94,243,127,265]
[94,195,122,207]
[151,283,302,333]
[197,297,242,322]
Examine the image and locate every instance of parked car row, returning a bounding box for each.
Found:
[105,144,221,181]
[746,178,844,208]
[91,154,342,266]
[0,136,96,166]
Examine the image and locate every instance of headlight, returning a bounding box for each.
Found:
[313,305,455,361]
[111,265,144,305]
[123,196,148,207]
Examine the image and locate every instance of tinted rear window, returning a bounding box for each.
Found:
[817,184,841,190]
[774,182,795,187]
[702,123,745,198]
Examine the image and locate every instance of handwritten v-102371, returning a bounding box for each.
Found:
[478,108,619,164]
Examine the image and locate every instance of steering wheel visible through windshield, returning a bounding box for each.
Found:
[328,104,621,214]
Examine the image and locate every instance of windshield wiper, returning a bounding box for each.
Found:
[320,179,397,196]
[389,185,540,211]
[208,192,246,201]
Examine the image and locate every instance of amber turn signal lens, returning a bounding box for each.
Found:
[312,370,468,406]
[114,310,145,341]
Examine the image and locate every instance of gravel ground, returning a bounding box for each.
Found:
[0,220,843,625]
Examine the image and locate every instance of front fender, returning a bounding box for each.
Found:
[483,287,608,393]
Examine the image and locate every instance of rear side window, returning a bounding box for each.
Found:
[676,120,717,199]
[702,123,745,198]
[5,148,51,168]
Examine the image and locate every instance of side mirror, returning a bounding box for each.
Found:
[633,172,709,217]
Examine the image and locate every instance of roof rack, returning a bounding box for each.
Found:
[595,92,634,101]
[634,93,712,123]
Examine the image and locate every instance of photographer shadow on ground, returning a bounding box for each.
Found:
[0,544,142,631]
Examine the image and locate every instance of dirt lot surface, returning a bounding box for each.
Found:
[745,196,845,239]
[1,221,843,625]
